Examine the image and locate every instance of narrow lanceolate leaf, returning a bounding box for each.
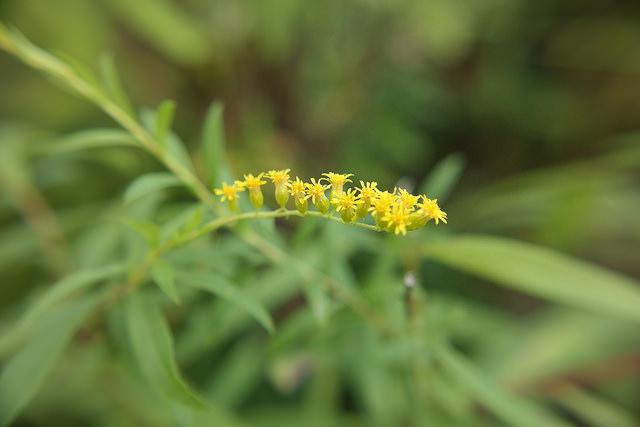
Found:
[418,152,466,203]
[37,129,138,154]
[0,264,125,356]
[301,279,331,326]
[141,109,194,173]
[424,235,640,324]
[151,258,180,304]
[154,100,176,147]
[98,53,134,117]
[20,264,125,329]
[176,271,275,334]
[433,343,572,427]
[201,102,233,189]
[123,292,204,408]
[0,296,100,427]
[123,172,183,204]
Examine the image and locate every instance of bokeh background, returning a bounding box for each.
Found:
[1,0,640,426]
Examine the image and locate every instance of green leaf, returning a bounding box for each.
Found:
[124,172,183,204]
[36,129,138,155]
[0,264,125,356]
[201,102,233,189]
[21,264,124,330]
[418,152,465,202]
[433,343,572,427]
[0,296,100,427]
[122,292,204,408]
[151,258,180,304]
[154,100,176,146]
[141,109,194,173]
[176,271,275,334]
[98,53,134,117]
[54,51,100,89]
[424,235,640,324]
[122,219,161,248]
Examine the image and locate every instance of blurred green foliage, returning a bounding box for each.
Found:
[1,1,640,426]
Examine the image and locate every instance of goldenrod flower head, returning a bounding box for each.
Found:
[236,173,266,210]
[321,172,353,194]
[417,196,447,224]
[357,181,379,203]
[214,181,244,202]
[382,204,411,236]
[304,178,329,202]
[288,177,306,197]
[396,188,420,210]
[214,181,245,212]
[369,190,395,215]
[267,169,291,208]
[333,188,361,223]
[240,173,266,189]
[266,169,291,185]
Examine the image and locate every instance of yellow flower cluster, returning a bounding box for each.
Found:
[214,170,447,235]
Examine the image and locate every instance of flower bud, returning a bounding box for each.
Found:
[316,193,330,214]
[249,187,264,210]
[275,183,289,208]
[294,195,308,214]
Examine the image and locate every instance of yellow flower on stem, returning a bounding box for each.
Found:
[305,178,331,213]
[214,181,245,212]
[355,181,378,219]
[369,190,395,228]
[321,172,353,208]
[238,173,267,210]
[382,203,411,236]
[396,187,420,210]
[288,177,308,214]
[333,188,361,223]
[266,169,291,208]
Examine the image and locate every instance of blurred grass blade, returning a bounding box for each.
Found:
[124,172,183,204]
[553,388,637,427]
[123,292,205,408]
[35,129,138,154]
[176,271,275,334]
[103,0,211,66]
[433,343,572,427]
[201,102,233,189]
[418,152,466,202]
[0,296,100,427]
[20,264,125,329]
[424,235,640,323]
[0,264,125,356]
[154,100,176,146]
[98,53,134,117]
[151,258,180,304]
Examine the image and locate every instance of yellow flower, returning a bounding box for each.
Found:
[321,172,353,208]
[214,181,244,211]
[266,169,291,208]
[356,181,378,218]
[333,188,360,223]
[237,173,266,210]
[369,190,395,227]
[382,203,410,236]
[288,177,308,213]
[305,178,331,213]
[266,169,290,185]
[396,188,420,210]
[357,181,378,203]
[417,196,447,224]
[240,173,266,189]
